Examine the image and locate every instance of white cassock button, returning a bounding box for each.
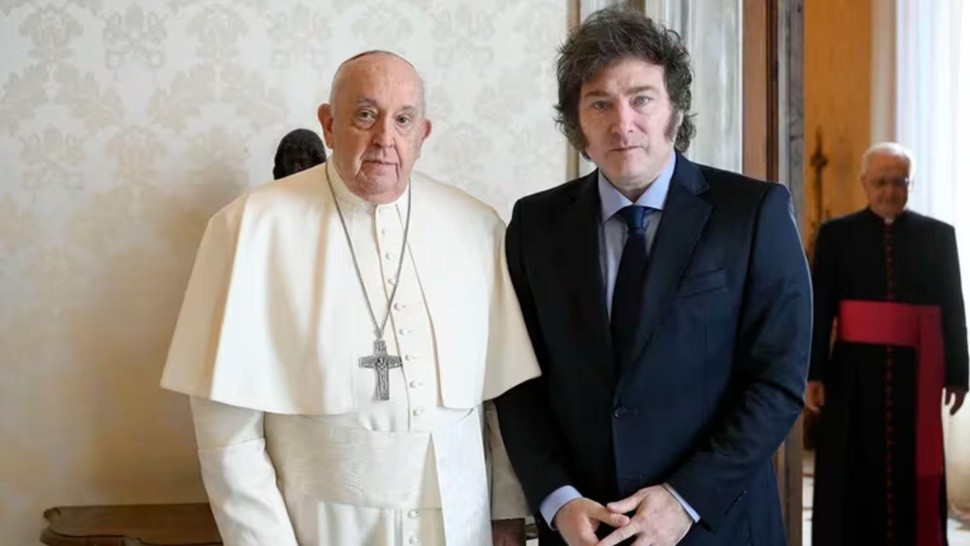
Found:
[407,509,418,519]
[399,328,409,336]
[409,380,423,388]
[409,538,419,545]
[404,354,415,361]
[388,278,397,285]
[393,302,406,311]
[385,252,396,260]
[380,228,387,236]
[412,407,425,416]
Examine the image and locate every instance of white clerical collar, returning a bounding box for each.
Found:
[325,160,408,212]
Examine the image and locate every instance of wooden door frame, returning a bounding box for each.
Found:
[743,1,805,545]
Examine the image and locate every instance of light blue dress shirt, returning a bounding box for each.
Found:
[538,152,700,528]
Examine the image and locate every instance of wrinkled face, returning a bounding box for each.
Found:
[861,152,910,220]
[319,53,431,204]
[578,56,677,195]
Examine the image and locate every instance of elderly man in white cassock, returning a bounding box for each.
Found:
[160,50,540,546]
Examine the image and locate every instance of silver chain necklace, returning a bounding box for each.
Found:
[325,166,411,401]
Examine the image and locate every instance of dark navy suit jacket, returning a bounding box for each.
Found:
[496,154,812,545]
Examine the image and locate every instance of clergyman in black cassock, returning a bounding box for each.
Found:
[809,142,969,546]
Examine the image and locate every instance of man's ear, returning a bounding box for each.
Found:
[420,118,432,142]
[412,118,432,161]
[318,103,335,149]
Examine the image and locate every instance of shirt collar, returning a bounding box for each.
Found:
[598,151,676,224]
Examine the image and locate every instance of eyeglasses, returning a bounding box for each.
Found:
[869,176,911,189]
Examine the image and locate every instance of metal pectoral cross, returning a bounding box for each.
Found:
[359,339,403,401]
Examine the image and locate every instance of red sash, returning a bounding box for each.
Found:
[837,300,944,546]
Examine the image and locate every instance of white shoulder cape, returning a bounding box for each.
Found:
[161,163,540,414]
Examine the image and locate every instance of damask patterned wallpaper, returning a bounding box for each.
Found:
[0,1,567,543]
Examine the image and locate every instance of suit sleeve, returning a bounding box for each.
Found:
[809,222,838,381]
[667,184,812,530]
[494,201,576,516]
[938,225,969,388]
[190,397,299,546]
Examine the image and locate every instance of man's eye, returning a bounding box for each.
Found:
[633,95,651,106]
[590,101,609,111]
[356,111,376,121]
[396,115,412,125]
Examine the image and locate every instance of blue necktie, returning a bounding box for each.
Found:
[612,205,653,367]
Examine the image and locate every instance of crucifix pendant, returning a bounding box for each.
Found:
[359,339,403,401]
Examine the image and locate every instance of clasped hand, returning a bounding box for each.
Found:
[554,485,692,546]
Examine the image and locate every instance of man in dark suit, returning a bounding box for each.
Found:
[495,7,812,546]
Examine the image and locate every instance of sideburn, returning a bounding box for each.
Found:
[664,110,681,143]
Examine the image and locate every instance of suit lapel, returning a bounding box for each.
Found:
[560,171,615,387]
[619,156,711,373]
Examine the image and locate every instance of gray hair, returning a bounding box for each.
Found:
[555,6,696,154]
[861,142,916,179]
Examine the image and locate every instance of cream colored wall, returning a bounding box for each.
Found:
[0,2,567,544]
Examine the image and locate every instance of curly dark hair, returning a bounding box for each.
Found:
[555,6,696,154]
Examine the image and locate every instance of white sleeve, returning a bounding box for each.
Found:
[190,397,299,546]
[484,400,530,520]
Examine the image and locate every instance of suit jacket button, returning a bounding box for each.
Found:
[613,406,628,418]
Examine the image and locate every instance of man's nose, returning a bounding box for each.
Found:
[371,116,394,147]
[610,102,636,136]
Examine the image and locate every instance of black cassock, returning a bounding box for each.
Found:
[810,208,969,546]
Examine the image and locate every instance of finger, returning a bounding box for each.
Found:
[805,385,823,413]
[952,393,965,415]
[804,392,817,412]
[591,504,630,528]
[596,521,639,546]
[606,491,645,514]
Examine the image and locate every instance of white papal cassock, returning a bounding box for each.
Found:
[161,161,541,545]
